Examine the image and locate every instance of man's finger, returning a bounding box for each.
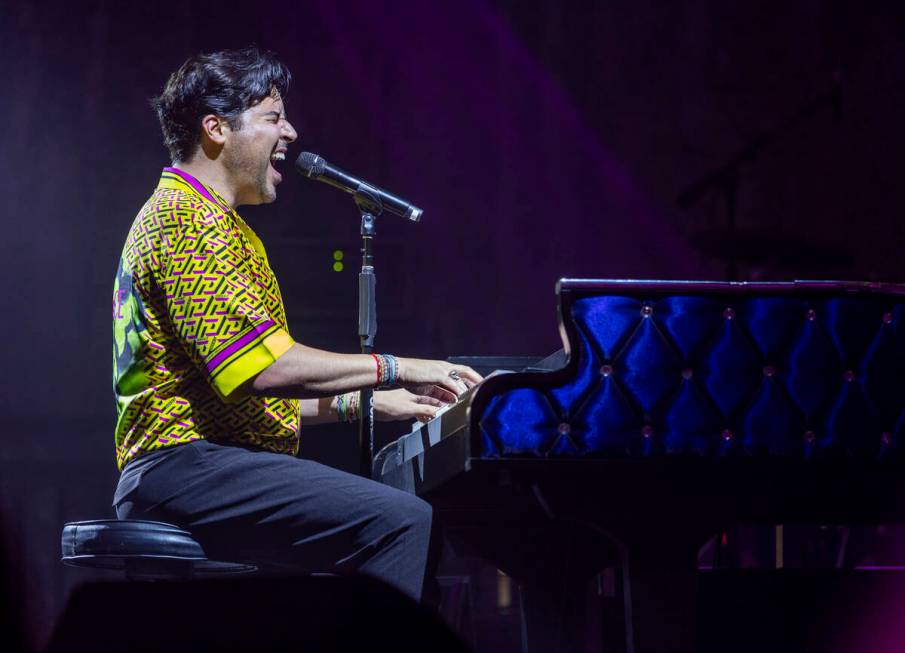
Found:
[426,384,458,403]
[415,395,445,408]
[416,405,439,422]
[455,366,483,386]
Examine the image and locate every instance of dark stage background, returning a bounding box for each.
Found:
[1,0,904,648]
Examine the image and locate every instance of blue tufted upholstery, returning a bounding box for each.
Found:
[478,281,905,461]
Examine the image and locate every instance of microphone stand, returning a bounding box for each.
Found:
[354,186,383,478]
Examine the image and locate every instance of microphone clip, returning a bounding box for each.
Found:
[353,184,384,219]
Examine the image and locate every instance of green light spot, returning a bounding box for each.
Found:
[333,262,344,272]
[332,250,344,261]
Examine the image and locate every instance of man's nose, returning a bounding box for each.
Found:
[282,120,298,143]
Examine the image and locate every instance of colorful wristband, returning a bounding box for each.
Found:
[384,354,398,386]
[349,392,360,421]
[336,392,361,423]
[371,353,397,388]
[336,393,348,423]
[371,353,383,386]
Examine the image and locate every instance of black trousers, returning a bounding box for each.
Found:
[114,439,433,600]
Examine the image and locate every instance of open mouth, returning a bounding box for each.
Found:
[269,149,286,182]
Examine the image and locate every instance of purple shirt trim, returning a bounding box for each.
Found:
[206,320,276,374]
[163,167,230,212]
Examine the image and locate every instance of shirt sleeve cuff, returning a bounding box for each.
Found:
[211,328,295,401]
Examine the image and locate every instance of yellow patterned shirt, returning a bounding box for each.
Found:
[112,167,299,470]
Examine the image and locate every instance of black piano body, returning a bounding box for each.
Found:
[375,279,905,652]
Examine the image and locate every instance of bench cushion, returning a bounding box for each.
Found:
[62,520,254,576]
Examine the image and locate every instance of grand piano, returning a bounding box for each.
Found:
[374,280,905,652]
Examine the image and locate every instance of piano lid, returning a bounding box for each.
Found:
[557,278,905,296]
[468,279,905,461]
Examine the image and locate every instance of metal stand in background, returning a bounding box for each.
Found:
[677,75,843,280]
[354,187,383,478]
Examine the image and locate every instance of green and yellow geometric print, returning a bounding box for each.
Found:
[112,167,299,470]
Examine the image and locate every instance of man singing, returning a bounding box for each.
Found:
[111,47,481,600]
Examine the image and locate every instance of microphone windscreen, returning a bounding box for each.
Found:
[295,152,325,177]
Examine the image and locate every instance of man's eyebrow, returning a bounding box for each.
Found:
[261,110,283,118]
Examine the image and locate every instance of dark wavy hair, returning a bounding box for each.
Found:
[152,47,291,163]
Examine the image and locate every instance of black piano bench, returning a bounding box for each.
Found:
[61,520,256,580]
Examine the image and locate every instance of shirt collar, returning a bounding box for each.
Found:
[158,167,233,214]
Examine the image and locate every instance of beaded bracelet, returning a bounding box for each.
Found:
[336,392,361,423]
[348,392,360,421]
[336,392,349,423]
[370,353,398,388]
[384,354,398,386]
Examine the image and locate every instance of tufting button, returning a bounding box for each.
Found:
[883,312,894,325]
[804,430,816,444]
[641,304,653,318]
[881,432,892,446]
[763,365,775,377]
[806,309,817,321]
[721,429,733,441]
[641,425,654,439]
[843,370,856,382]
[723,307,735,320]
[557,423,571,436]
[600,364,614,377]
[681,368,694,380]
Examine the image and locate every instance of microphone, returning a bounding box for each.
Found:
[295,152,423,222]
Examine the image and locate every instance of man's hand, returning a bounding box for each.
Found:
[373,388,446,423]
[396,358,483,400]
[249,343,483,402]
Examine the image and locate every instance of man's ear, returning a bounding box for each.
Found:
[200,114,228,147]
